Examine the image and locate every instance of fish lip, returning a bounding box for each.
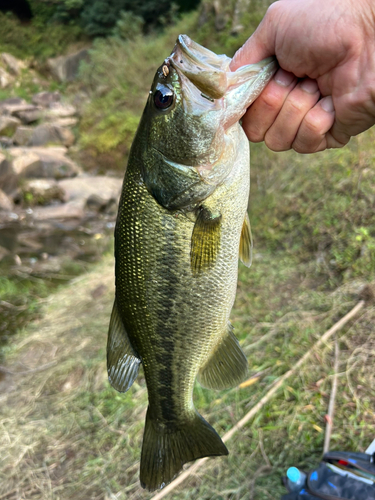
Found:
[175,34,228,70]
[168,35,277,100]
[226,56,278,89]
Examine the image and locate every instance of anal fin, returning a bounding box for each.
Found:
[191,205,221,275]
[107,299,141,393]
[239,211,253,267]
[197,322,248,390]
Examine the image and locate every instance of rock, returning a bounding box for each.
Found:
[47,49,90,83]
[86,194,117,214]
[0,154,17,194]
[29,123,75,147]
[12,152,43,178]
[0,97,26,108]
[0,188,13,211]
[17,109,42,124]
[46,117,78,128]
[13,126,33,146]
[59,176,121,203]
[33,148,80,179]
[0,136,13,148]
[0,67,14,88]
[45,103,77,118]
[1,53,26,76]
[2,104,42,125]
[9,147,80,179]
[20,179,66,205]
[32,201,84,220]
[32,91,61,107]
[0,116,21,136]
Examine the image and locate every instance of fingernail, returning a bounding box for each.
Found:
[300,78,318,94]
[320,96,334,113]
[274,68,294,87]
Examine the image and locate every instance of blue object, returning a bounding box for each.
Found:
[286,467,307,492]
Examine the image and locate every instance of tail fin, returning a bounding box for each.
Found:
[140,407,228,491]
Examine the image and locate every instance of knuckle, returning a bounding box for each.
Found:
[244,126,264,143]
[242,115,266,142]
[266,1,282,20]
[292,140,312,154]
[264,131,291,152]
[286,98,305,115]
[258,89,286,111]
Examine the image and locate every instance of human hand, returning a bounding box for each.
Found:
[230,0,375,153]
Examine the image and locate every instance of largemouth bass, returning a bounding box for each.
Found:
[107,35,276,491]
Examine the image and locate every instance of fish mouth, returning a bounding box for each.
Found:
[168,35,277,100]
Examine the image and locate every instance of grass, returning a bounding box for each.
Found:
[1,131,375,499]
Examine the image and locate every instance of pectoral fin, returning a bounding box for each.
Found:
[191,205,221,275]
[239,212,253,267]
[107,299,141,393]
[197,322,248,390]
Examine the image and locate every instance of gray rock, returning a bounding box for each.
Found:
[12,152,43,178]
[13,126,33,146]
[47,49,90,83]
[0,67,14,88]
[30,123,75,147]
[21,178,66,205]
[46,117,78,128]
[59,176,121,207]
[1,53,26,76]
[1,103,39,117]
[0,188,13,211]
[86,194,117,215]
[32,91,61,107]
[0,136,13,147]
[9,147,80,179]
[0,97,26,108]
[32,201,84,220]
[45,102,77,118]
[32,148,80,179]
[0,153,17,193]
[0,116,21,136]
[17,109,42,124]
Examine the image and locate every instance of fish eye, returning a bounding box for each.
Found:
[154,86,174,110]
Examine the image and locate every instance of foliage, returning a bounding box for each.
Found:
[54,0,200,36]
[0,11,85,60]
[112,11,144,40]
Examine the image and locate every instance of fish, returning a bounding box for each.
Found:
[107,34,277,491]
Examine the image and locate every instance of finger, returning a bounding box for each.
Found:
[327,120,352,148]
[230,2,280,70]
[242,69,297,142]
[292,96,336,153]
[264,78,320,152]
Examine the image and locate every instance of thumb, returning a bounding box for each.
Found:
[230,8,277,70]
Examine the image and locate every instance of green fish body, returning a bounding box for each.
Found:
[107,35,276,491]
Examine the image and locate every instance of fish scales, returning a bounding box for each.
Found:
[107,35,277,491]
[115,135,247,412]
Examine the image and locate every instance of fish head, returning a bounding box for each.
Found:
[139,35,277,209]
